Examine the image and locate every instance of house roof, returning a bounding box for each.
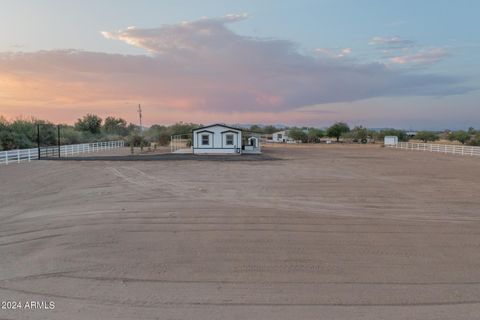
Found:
[192,123,243,133]
[195,129,215,134]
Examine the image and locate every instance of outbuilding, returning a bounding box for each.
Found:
[384,136,399,146]
[271,130,295,143]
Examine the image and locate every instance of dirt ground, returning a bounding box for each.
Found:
[1,144,480,320]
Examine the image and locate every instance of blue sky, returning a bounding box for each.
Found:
[1,0,479,129]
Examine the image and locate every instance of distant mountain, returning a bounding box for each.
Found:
[232,123,289,129]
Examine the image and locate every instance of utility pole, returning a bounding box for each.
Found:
[57,125,61,158]
[137,104,143,135]
[37,124,41,159]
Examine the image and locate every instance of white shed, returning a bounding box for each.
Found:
[192,124,242,154]
[384,136,398,146]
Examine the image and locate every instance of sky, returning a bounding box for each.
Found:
[0,0,479,130]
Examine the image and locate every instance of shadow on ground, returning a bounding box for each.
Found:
[41,153,278,162]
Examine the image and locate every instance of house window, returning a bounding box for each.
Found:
[277,134,282,139]
[201,134,209,146]
[226,134,234,145]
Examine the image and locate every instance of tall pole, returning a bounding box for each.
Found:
[138,104,143,135]
[57,125,61,158]
[37,124,41,159]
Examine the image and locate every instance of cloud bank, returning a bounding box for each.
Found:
[369,36,415,48]
[369,35,451,66]
[0,15,472,124]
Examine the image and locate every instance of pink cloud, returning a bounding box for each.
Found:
[0,15,472,125]
[389,48,450,65]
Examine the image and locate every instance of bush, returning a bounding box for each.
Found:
[127,134,146,147]
[415,131,439,143]
[375,129,409,142]
[288,128,308,142]
[344,126,368,142]
[448,130,471,145]
[60,126,82,145]
[307,128,325,143]
[0,131,32,150]
[468,134,480,146]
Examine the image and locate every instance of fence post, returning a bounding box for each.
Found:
[17,149,20,163]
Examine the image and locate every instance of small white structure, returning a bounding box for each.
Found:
[271,130,295,143]
[384,136,398,146]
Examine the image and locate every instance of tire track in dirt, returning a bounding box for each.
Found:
[1,284,480,308]
[30,274,480,286]
[0,234,63,247]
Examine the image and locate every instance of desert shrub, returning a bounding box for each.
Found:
[127,134,146,147]
[448,130,471,145]
[415,131,440,143]
[375,129,409,142]
[60,126,82,145]
[467,134,480,146]
[288,128,308,142]
[0,131,32,150]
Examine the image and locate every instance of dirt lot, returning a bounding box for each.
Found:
[1,144,480,320]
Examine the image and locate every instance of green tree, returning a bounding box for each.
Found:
[448,130,471,145]
[348,126,368,142]
[127,123,141,135]
[249,125,263,133]
[169,122,199,135]
[75,114,102,134]
[468,127,477,135]
[263,125,278,134]
[327,122,350,142]
[103,117,128,136]
[288,128,308,142]
[415,131,439,143]
[306,128,325,143]
[0,116,8,130]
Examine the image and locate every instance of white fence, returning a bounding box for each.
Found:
[0,140,125,165]
[387,142,480,157]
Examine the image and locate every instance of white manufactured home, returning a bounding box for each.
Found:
[271,130,295,143]
[191,124,261,155]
